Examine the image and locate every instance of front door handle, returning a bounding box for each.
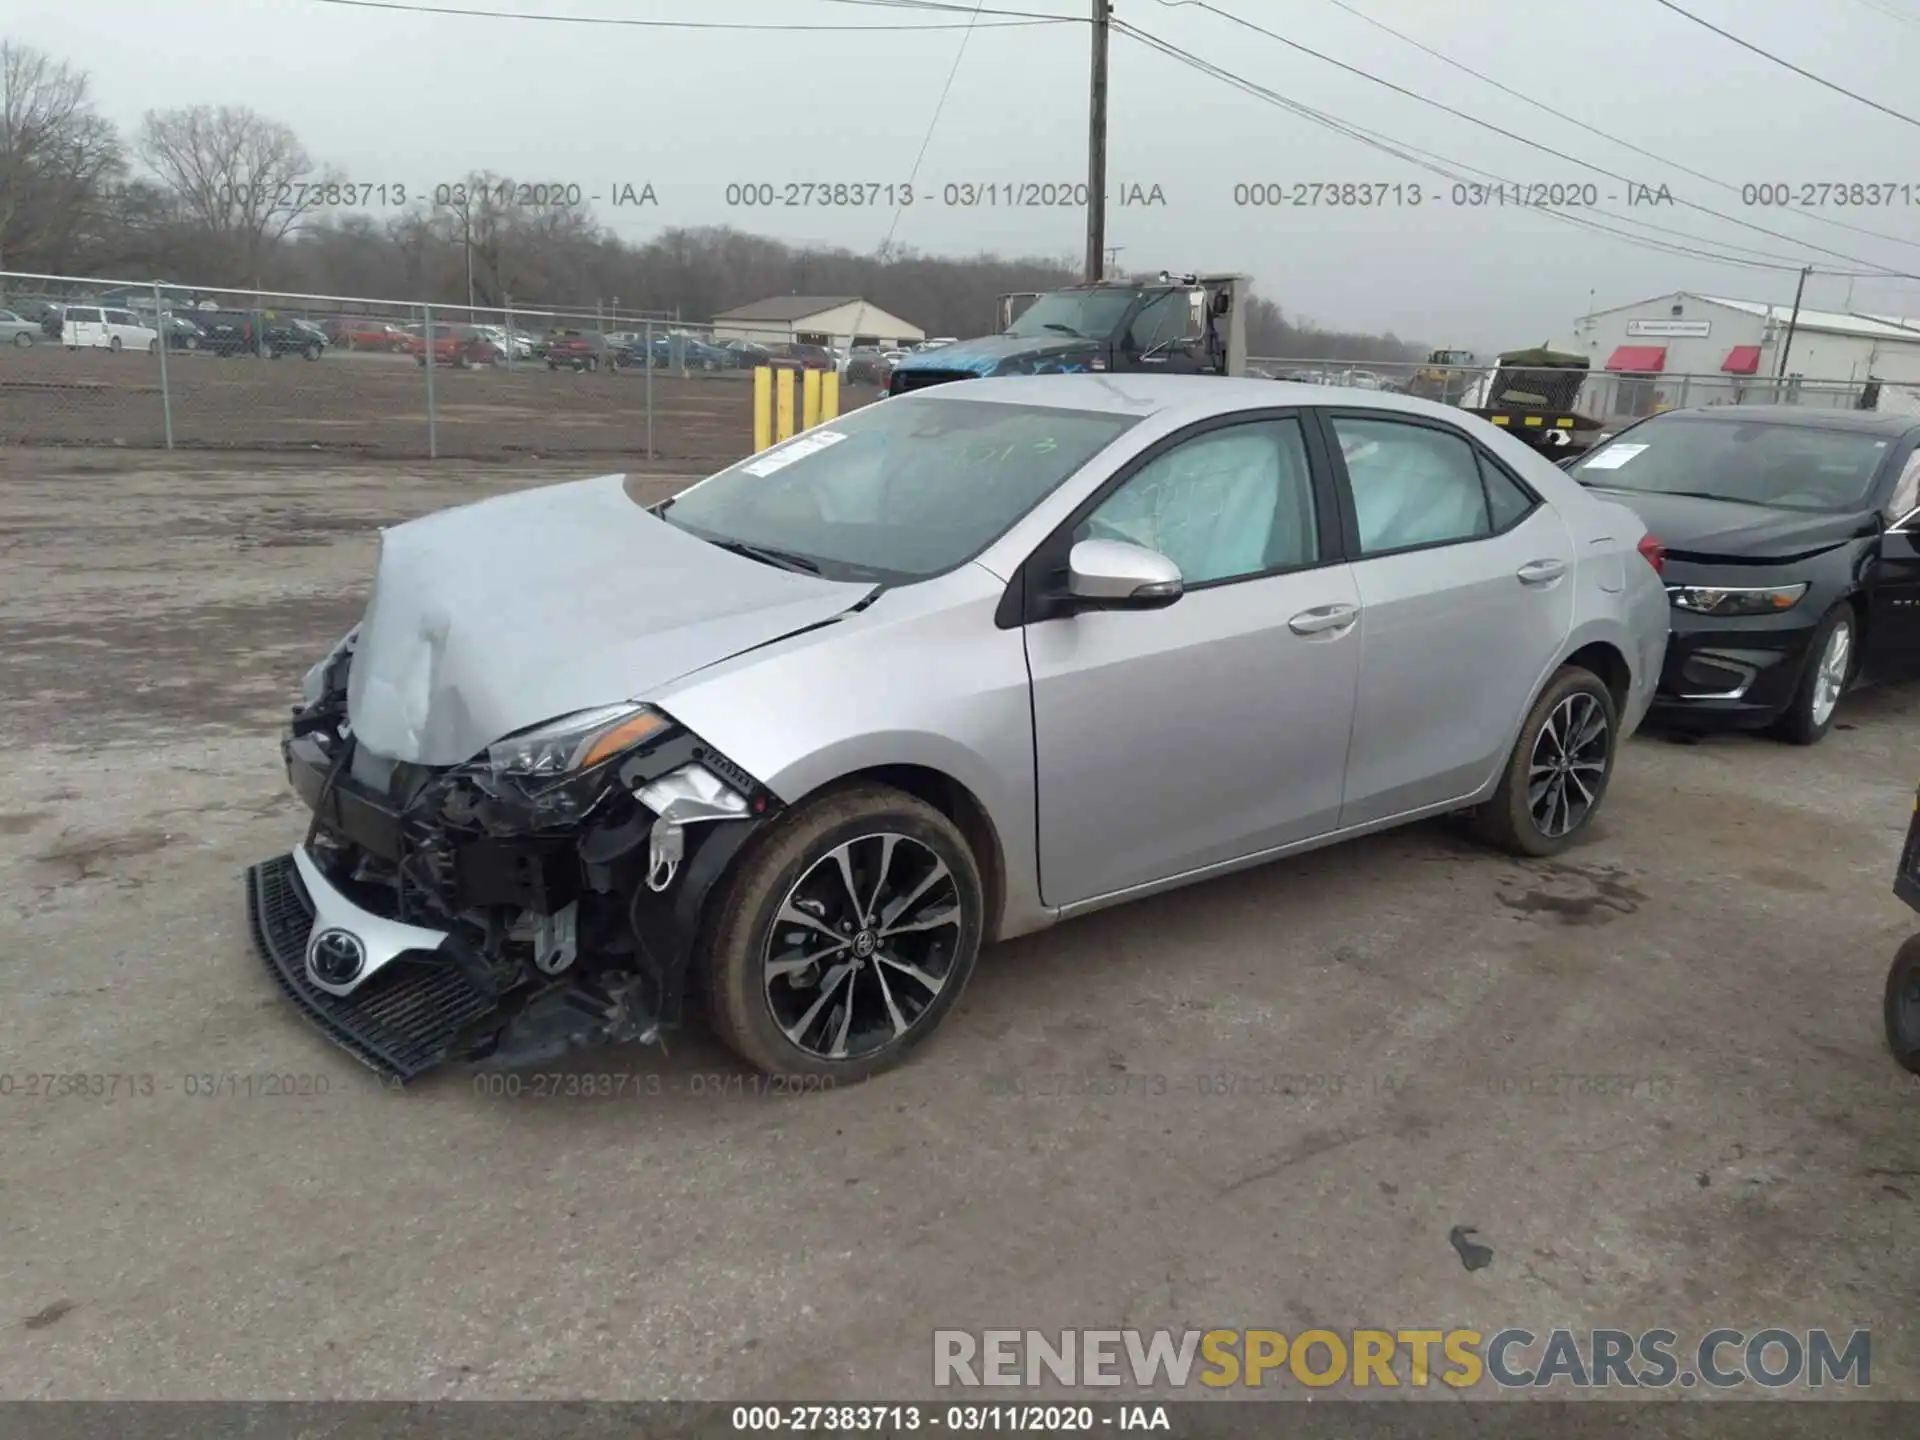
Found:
[1516,558,1568,585]
[1289,603,1359,635]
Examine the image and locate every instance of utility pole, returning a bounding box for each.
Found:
[1085,0,1111,282]
[1776,264,1812,379]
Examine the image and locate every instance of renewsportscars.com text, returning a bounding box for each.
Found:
[932,1327,1870,1390]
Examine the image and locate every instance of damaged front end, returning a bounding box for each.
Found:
[245,629,780,1084]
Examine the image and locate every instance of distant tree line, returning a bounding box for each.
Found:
[0,41,1425,361]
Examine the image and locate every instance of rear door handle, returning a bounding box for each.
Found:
[1288,603,1359,635]
[1516,558,1567,585]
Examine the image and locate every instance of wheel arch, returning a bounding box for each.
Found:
[1560,638,1632,718]
[785,763,1009,944]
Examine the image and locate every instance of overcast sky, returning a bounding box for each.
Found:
[12,0,1920,349]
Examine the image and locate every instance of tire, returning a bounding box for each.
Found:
[547,360,557,370]
[109,336,122,353]
[1885,935,1920,1074]
[416,355,427,367]
[702,783,985,1081]
[257,342,272,359]
[1471,665,1620,857]
[1770,603,1855,746]
[12,332,31,347]
[455,353,471,370]
[304,343,321,361]
[148,339,159,355]
[585,356,599,373]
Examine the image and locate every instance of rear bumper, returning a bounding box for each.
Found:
[246,851,508,1083]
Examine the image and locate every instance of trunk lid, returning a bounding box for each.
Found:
[346,473,876,765]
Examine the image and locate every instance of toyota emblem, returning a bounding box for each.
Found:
[309,927,366,985]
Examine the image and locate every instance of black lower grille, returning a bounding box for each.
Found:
[245,853,503,1084]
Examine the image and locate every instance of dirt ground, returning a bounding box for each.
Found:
[2,449,1919,1410]
[0,346,879,463]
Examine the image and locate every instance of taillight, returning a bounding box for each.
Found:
[1637,533,1665,574]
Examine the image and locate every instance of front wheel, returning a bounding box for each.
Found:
[13,332,32,347]
[1471,665,1619,857]
[1885,936,1920,1074]
[702,784,985,1080]
[1771,603,1855,746]
[147,339,159,355]
[304,343,322,361]
[109,336,122,353]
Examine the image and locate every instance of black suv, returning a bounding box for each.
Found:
[195,310,330,359]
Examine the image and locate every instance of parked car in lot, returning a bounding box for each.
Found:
[248,376,1668,1086]
[546,329,611,371]
[327,317,411,351]
[844,347,893,384]
[60,305,160,353]
[618,333,732,371]
[1568,405,1920,744]
[721,339,772,370]
[404,323,502,368]
[150,312,204,350]
[6,296,69,337]
[0,309,44,346]
[196,310,329,359]
[766,342,835,372]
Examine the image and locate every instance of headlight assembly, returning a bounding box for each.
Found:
[486,703,672,780]
[1668,583,1809,617]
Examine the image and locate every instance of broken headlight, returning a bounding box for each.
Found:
[487,703,671,781]
[477,703,674,827]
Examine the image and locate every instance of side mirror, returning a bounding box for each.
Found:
[1066,539,1183,608]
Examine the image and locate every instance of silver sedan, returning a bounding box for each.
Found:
[248,376,1669,1083]
[0,309,41,346]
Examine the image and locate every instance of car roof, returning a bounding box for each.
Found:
[905,373,1487,424]
[1643,404,1920,437]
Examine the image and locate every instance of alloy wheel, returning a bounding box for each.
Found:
[1810,620,1851,728]
[763,832,963,1061]
[1527,691,1610,839]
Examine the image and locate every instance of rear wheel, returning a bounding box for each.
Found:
[147,338,159,355]
[13,332,31,347]
[1471,665,1619,857]
[1770,603,1854,746]
[109,336,122,353]
[702,784,984,1080]
[304,343,321,361]
[1886,936,1920,1074]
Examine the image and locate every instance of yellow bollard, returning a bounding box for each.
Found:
[752,367,772,452]
[775,368,796,442]
[802,368,822,431]
[821,370,839,422]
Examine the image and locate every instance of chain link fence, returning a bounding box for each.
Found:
[0,270,774,466]
[1249,355,1909,424]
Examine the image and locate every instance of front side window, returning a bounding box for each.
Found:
[1076,419,1319,584]
[660,395,1139,582]
[1124,291,1197,354]
[1330,416,1492,554]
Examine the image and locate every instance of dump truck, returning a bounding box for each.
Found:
[1463,345,1604,457]
[883,272,1248,396]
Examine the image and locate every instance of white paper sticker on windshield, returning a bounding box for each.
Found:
[1582,443,1648,470]
[740,430,847,476]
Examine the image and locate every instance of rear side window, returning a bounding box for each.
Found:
[69,307,101,322]
[1479,455,1538,531]
[1329,415,1491,555]
[105,310,133,325]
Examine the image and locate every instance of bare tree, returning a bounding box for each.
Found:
[136,104,334,286]
[0,42,124,274]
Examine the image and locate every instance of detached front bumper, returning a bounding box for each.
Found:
[246,850,506,1083]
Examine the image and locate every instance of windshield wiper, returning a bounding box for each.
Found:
[1040,322,1082,336]
[704,537,824,574]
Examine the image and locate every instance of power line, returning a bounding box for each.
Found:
[1302,0,1920,257]
[880,0,990,256]
[305,0,1073,29]
[1649,0,1920,131]
[1844,0,1920,28]
[1144,0,1917,277]
[1112,17,1919,282]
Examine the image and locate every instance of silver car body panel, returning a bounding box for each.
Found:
[345,473,875,765]
[328,375,1667,944]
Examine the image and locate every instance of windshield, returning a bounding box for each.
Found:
[1570,416,1894,512]
[658,395,1139,581]
[1004,289,1140,341]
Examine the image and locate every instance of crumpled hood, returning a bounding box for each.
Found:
[891,334,1104,377]
[345,473,875,765]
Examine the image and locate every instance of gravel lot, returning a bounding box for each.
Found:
[0,346,878,463]
[2,448,1918,1408]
